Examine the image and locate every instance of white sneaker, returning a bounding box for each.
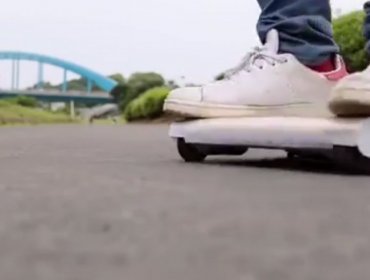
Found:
[164,29,347,118]
[329,66,370,116]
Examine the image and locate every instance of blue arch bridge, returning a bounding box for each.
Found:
[0,51,118,106]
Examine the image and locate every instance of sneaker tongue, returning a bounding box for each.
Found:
[264,29,279,54]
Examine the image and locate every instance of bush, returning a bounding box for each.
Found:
[5,96,38,108]
[333,11,368,73]
[0,96,39,108]
[15,96,38,107]
[124,87,170,121]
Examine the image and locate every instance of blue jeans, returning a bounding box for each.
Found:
[257,0,370,66]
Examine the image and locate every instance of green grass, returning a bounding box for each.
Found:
[0,100,75,125]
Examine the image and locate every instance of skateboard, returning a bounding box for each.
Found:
[169,117,370,173]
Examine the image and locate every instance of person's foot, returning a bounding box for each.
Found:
[329,66,370,116]
[164,29,347,118]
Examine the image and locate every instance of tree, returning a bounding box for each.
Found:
[109,73,125,85]
[333,11,368,73]
[29,73,126,94]
[110,84,127,104]
[119,72,165,110]
[66,77,89,91]
[108,74,126,103]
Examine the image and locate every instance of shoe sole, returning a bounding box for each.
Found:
[329,89,370,117]
[164,99,332,118]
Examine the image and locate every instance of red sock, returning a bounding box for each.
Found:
[308,57,336,73]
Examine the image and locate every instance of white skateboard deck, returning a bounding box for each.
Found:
[169,117,370,158]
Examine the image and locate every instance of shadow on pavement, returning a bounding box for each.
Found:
[204,156,369,176]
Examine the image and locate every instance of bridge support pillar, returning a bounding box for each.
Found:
[62,70,68,93]
[87,80,93,94]
[69,100,75,119]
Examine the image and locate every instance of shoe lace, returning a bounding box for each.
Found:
[223,46,288,79]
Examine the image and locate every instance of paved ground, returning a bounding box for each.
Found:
[0,124,369,280]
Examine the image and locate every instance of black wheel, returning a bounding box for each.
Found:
[197,145,248,156]
[287,151,297,159]
[333,146,370,174]
[177,138,206,162]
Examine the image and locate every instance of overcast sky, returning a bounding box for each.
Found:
[0,0,366,88]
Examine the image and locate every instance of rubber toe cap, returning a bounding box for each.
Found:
[166,87,202,103]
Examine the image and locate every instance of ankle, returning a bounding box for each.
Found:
[306,55,348,81]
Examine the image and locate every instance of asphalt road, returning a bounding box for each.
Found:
[0,124,369,280]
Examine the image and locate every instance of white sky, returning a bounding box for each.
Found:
[0,0,366,88]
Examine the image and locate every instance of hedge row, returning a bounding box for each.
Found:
[124,87,170,121]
